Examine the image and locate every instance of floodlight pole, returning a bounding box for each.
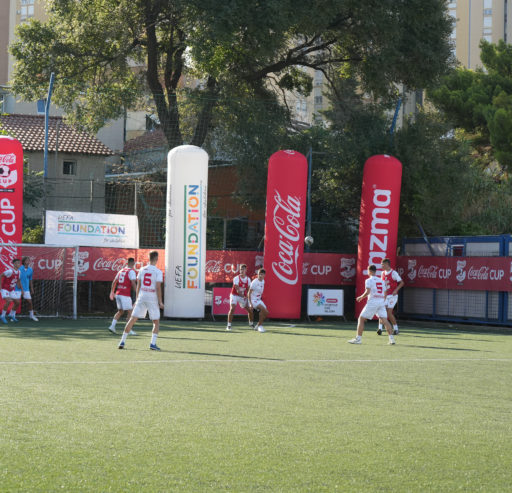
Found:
[43,72,55,179]
[306,146,313,240]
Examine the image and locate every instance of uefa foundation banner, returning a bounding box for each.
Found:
[356,155,402,317]
[165,145,208,318]
[45,211,139,248]
[0,136,23,271]
[263,150,308,318]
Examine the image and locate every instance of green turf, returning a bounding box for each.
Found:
[0,318,511,492]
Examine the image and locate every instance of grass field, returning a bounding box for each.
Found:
[0,317,511,492]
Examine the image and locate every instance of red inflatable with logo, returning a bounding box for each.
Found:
[263,150,308,318]
[356,155,402,317]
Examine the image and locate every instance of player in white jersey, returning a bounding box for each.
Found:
[377,258,404,336]
[348,265,395,345]
[226,264,254,331]
[247,268,267,333]
[118,251,164,351]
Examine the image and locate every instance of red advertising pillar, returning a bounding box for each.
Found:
[356,155,402,317]
[263,150,308,318]
[0,136,23,273]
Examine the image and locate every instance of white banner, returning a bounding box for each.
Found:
[307,289,344,316]
[164,145,208,317]
[45,211,139,248]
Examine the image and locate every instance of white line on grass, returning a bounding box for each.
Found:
[0,358,511,365]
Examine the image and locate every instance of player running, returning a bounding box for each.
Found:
[226,264,254,331]
[348,264,395,345]
[0,258,22,323]
[377,258,404,336]
[118,251,164,351]
[16,256,38,321]
[247,268,268,333]
[108,257,137,335]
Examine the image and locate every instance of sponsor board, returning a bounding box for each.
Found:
[45,211,139,248]
[212,287,249,316]
[307,289,344,316]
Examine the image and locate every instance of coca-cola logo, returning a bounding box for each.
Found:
[270,190,303,286]
[93,257,126,271]
[0,153,16,166]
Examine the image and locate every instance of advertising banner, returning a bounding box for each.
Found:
[356,155,402,316]
[0,136,23,271]
[45,211,139,248]
[307,289,344,316]
[263,150,308,318]
[164,145,208,317]
[212,287,249,316]
[396,256,512,292]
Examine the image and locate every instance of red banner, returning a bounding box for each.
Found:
[263,150,308,318]
[19,247,358,284]
[0,137,23,271]
[356,155,402,316]
[396,256,512,292]
[212,287,250,315]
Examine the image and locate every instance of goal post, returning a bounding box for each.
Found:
[0,244,79,319]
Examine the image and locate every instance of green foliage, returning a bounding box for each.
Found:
[10,0,453,147]
[430,40,512,171]
[22,223,44,244]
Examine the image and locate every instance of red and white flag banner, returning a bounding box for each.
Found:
[0,137,23,272]
[263,150,308,318]
[356,155,402,317]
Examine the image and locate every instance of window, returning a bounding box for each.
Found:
[301,100,307,111]
[20,0,34,20]
[449,9,457,18]
[451,28,457,39]
[483,9,492,15]
[483,35,492,42]
[448,1,457,8]
[314,96,323,105]
[483,16,492,27]
[483,27,492,34]
[314,71,323,86]
[63,160,76,175]
[484,0,492,8]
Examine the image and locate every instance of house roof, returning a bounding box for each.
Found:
[0,114,114,156]
[123,129,167,153]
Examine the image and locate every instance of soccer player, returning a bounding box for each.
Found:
[247,268,267,333]
[118,251,164,351]
[16,256,38,321]
[0,258,22,323]
[108,257,137,335]
[377,258,404,336]
[226,264,254,331]
[348,264,395,345]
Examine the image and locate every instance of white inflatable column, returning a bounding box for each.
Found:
[164,145,208,317]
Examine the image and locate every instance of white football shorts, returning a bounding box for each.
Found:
[132,299,160,320]
[115,294,133,311]
[22,290,32,300]
[384,294,399,309]
[1,289,19,300]
[250,297,267,310]
[360,298,387,320]
[230,294,248,309]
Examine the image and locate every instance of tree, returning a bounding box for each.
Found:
[429,40,512,172]
[11,0,453,150]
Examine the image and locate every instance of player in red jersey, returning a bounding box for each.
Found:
[108,258,137,335]
[0,258,22,323]
[226,264,254,331]
[378,258,404,336]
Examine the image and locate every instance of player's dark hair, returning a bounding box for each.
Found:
[240,264,247,269]
[149,251,158,262]
[368,265,377,272]
[381,258,390,265]
[12,258,20,264]
[258,268,266,274]
[127,257,135,264]
[21,256,29,265]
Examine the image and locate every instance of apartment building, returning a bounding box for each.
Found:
[449,0,512,68]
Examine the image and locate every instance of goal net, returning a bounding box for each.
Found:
[0,244,78,318]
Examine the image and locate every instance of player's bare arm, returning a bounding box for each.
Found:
[109,275,118,300]
[135,278,141,299]
[156,282,164,309]
[356,287,371,303]
[393,280,404,295]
